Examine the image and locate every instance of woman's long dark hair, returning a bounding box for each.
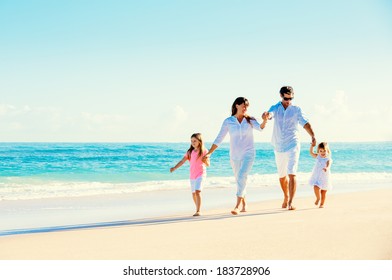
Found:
[187,133,206,160]
[231,97,255,125]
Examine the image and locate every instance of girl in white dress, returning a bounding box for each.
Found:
[309,142,332,208]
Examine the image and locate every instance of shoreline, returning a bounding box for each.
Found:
[1,188,391,260]
[2,172,391,201]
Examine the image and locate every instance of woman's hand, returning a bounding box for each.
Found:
[262,112,271,120]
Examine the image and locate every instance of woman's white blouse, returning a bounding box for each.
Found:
[213,116,262,160]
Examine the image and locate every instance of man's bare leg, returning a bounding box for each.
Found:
[279,176,289,208]
[288,174,297,210]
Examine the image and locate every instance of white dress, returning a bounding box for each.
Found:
[309,155,332,190]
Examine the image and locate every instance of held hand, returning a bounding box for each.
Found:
[323,167,328,172]
[202,156,210,166]
[311,136,316,146]
[262,112,270,121]
[202,153,210,162]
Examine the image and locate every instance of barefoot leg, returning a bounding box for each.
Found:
[314,186,320,205]
[241,196,247,212]
[195,190,202,213]
[320,190,327,208]
[192,192,197,206]
[279,176,289,208]
[288,174,297,210]
[231,196,242,215]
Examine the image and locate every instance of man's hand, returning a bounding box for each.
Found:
[262,112,271,120]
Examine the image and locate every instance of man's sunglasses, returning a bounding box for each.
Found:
[283,96,294,101]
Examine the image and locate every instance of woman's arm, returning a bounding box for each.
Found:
[204,144,218,160]
[260,118,268,129]
[203,119,228,160]
[212,119,229,146]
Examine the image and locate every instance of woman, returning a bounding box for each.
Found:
[204,97,267,215]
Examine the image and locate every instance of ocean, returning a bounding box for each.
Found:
[1,142,391,201]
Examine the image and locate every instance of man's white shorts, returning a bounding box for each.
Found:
[274,146,300,178]
[190,176,204,193]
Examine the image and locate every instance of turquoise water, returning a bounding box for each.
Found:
[0,142,391,200]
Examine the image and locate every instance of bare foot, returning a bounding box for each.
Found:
[241,203,247,212]
[231,208,239,215]
[315,199,320,206]
[288,204,296,210]
[319,204,324,208]
[282,200,288,208]
[193,212,201,216]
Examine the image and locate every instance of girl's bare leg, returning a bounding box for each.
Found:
[314,186,321,205]
[320,190,327,208]
[192,191,202,216]
[192,192,197,206]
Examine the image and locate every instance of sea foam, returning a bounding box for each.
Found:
[1,172,391,201]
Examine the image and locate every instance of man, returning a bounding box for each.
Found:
[262,86,316,210]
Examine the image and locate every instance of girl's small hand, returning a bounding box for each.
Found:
[202,156,210,166]
[170,167,175,173]
[323,167,328,172]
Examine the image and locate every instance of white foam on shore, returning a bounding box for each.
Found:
[1,172,391,201]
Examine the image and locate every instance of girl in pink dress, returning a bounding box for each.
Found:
[170,133,210,216]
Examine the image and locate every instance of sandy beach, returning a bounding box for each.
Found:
[1,188,391,260]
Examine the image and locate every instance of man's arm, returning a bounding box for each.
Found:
[304,122,316,146]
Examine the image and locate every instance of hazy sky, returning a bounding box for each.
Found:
[1,0,391,142]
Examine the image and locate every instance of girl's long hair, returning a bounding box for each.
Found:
[231,97,255,125]
[187,133,206,160]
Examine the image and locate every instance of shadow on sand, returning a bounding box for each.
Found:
[0,207,315,237]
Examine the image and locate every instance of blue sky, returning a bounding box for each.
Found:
[1,0,391,142]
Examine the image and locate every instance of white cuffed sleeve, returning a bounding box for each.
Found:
[213,118,229,146]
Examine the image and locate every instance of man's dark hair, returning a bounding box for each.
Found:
[280,86,294,95]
